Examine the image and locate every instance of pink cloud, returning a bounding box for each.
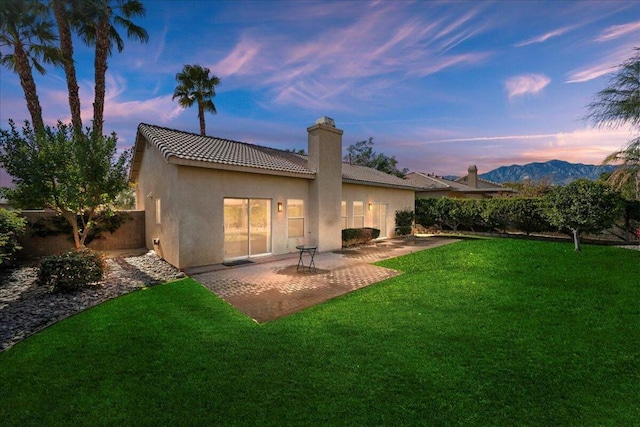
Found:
[505,74,551,98]
[213,37,263,77]
[596,20,640,42]
[566,42,637,83]
[209,2,492,110]
[514,26,574,47]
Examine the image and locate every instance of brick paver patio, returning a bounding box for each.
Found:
[189,237,459,322]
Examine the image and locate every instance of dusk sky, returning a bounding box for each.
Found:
[2,0,640,178]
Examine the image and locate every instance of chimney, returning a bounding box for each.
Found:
[307,116,343,251]
[468,165,478,188]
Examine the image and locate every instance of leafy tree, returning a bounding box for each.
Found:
[621,198,640,241]
[51,0,82,135]
[75,0,148,136]
[285,148,305,155]
[586,48,640,200]
[113,185,136,210]
[544,179,621,251]
[502,177,553,197]
[415,198,437,228]
[0,208,26,265]
[30,209,132,246]
[431,198,481,232]
[0,0,61,132]
[480,197,511,232]
[344,137,408,177]
[506,198,550,235]
[0,120,130,248]
[173,64,221,136]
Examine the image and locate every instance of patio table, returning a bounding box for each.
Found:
[296,245,317,272]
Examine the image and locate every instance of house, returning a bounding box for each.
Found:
[405,165,512,199]
[129,117,420,269]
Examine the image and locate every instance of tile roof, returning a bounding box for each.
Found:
[455,175,504,188]
[137,123,314,175]
[134,123,421,190]
[342,162,421,190]
[404,172,469,190]
[405,171,509,193]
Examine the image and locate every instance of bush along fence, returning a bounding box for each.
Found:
[14,210,146,259]
[415,194,640,244]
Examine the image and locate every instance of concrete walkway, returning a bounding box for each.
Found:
[189,237,459,322]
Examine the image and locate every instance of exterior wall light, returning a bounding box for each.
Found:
[277,202,283,212]
[368,203,373,211]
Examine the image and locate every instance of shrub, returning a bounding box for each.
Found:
[480,198,510,232]
[395,225,413,236]
[415,198,438,227]
[364,227,381,240]
[507,197,551,235]
[395,209,415,227]
[342,227,380,247]
[38,248,107,292]
[0,208,26,265]
[431,198,481,231]
[395,209,414,236]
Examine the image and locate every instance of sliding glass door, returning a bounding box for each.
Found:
[224,198,271,260]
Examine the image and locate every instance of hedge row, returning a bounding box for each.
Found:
[415,197,551,235]
[416,195,640,236]
[342,227,381,247]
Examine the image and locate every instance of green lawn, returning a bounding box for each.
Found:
[1,239,638,425]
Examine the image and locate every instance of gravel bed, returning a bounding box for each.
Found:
[0,251,184,353]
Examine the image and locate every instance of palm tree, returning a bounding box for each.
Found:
[51,0,82,136]
[603,138,640,200]
[173,64,221,136]
[587,48,640,200]
[0,0,60,133]
[75,0,148,136]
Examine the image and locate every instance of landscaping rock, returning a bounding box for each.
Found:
[0,251,181,352]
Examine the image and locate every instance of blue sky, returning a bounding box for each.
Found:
[2,0,640,178]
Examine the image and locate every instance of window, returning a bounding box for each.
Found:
[155,198,161,225]
[341,201,347,229]
[287,199,304,238]
[353,201,364,228]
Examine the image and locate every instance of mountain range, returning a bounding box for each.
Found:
[478,160,616,185]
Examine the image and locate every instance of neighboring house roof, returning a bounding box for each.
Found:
[131,123,421,191]
[455,174,504,189]
[341,162,422,190]
[405,171,511,194]
[404,172,470,191]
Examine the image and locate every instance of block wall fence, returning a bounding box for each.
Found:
[16,210,146,258]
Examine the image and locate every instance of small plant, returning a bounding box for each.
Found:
[395,225,413,236]
[395,208,415,236]
[38,248,107,292]
[342,227,380,247]
[0,208,26,265]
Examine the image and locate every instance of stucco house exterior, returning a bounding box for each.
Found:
[405,165,512,199]
[130,117,420,269]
